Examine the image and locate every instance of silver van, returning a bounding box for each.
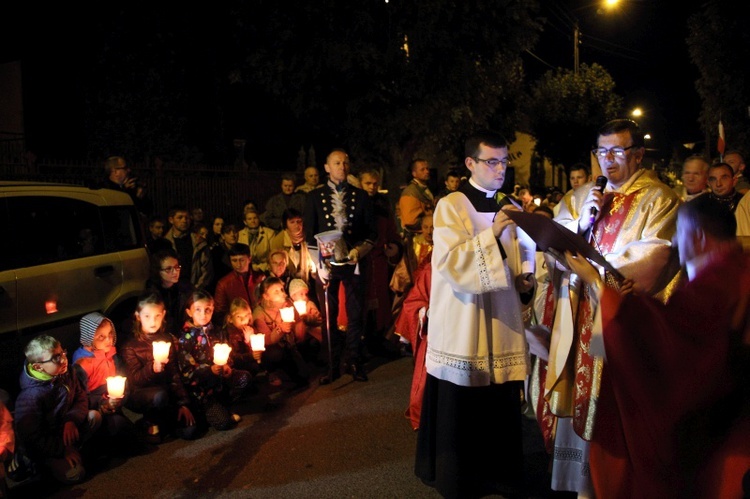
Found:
[0,182,149,395]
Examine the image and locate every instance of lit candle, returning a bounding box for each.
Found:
[213,343,232,366]
[280,306,296,323]
[293,300,307,315]
[249,333,266,352]
[106,376,126,400]
[152,341,171,363]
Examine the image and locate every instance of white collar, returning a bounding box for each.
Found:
[469,178,496,198]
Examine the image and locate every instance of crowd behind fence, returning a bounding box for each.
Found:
[1,157,290,225]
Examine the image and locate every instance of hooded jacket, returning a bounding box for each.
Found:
[14,364,89,459]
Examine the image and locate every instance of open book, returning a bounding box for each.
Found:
[505,210,625,281]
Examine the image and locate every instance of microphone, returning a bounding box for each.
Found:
[588,175,608,226]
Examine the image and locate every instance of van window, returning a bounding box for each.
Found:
[6,196,105,270]
[2,197,144,272]
[101,205,143,252]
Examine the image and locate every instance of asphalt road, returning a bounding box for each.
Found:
[9,355,573,499]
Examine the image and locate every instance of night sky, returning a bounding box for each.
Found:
[528,0,706,150]
[1,1,707,163]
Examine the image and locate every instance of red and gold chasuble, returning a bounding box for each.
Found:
[571,191,635,439]
[532,170,682,446]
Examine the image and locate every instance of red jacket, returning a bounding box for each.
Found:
[214,270,266,315]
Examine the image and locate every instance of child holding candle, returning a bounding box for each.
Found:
[252,277,311,388]
[122,292,197,443]
[13,334,102,484]
[289,279,323,343]
[221,298,263,377]
[72,312,143,456]
[177,289,253,431]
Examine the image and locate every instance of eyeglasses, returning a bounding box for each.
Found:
[592,145,636,158]
[38,349,67,365]
[160,265,182,273]
[473,157,510,168]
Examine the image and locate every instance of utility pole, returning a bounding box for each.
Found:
[573,21,580,75]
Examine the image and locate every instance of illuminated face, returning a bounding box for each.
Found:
[596,131,642,189]
[269,254,288,277]
[35,345,68,376]
[136,304,165,334]
[264,283,287,306]
[230,308,252,328]
[304,167,320,186]
[465,144,508,191]
[149,221,164,239]
[230,254,251,273]
[169,211,190,233]
[681,159,708,194]
[360,173,380,196]
[285,216,304,238]
[325,151,350,184]
[91,321,114,352]
[221,229,238,246]
[244,211,260,229]
[724,152,745,175]
[212,218,224,235]
[281,179,295,195]
[708,165,737,197]
[186,299,214,327]
[412,161,430,182]
[159,256,181,287]
[290,288,308,302]
[569,169,588,189]
[673,214,697,266]
[109,158,129,185]
[421,215,434,245]
[197,226,209,240]
[445,176,460,192]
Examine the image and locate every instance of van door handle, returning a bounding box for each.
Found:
[95,265,115,277]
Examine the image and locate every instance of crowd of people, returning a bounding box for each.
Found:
[2,130,750,497]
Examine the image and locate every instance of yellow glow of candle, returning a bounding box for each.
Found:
[106,376,126,399]
[293,300,307,315]
[280,306,296,323]
[152,341,171,363]
[213,343,232,366]
[249,333,266,352]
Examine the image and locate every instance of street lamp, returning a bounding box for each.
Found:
[573,0,622,74]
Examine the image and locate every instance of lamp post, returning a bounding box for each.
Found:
[573,20,581,76]
[573,0,621,75]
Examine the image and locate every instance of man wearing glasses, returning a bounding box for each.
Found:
[13,335,101,484]
[535,119,682,496]
[415,130,536,498]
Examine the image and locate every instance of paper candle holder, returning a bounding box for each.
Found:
[152,341,171,363]
[213,343,232,366]
[106,375,127,399]
[280,306,296,323]
[293,300,307,315]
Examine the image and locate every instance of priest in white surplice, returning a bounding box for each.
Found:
[415,130,536,499]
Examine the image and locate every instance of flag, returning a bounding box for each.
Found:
[718,120,726,156]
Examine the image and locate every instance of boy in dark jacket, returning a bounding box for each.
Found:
[14,334,101,484]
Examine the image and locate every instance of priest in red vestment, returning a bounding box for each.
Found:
[565,194,750,498]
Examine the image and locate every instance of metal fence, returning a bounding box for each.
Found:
[0,158,291,224]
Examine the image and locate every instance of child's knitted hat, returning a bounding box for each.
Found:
[79,312,116,347]
[288,279,308,298]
